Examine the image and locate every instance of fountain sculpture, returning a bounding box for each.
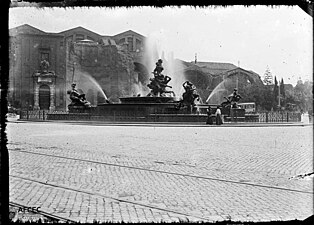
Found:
[220,88,242,112]
[146,59,175,97]
[176,81,200,113]
[220,88,245,121]
[67,83,91,112]
[50,58,219,122]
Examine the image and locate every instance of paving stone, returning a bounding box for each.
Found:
[7,122,314,223]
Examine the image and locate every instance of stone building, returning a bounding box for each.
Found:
[167,60,264,103]
[9,24,264,111]
[9,24,146,110]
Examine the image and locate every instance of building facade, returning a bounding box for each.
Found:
[9,24,264,111]
[9,24,146,110]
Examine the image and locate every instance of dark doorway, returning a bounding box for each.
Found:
[39,84,50,110]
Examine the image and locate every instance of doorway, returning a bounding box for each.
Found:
[39,84,50,110]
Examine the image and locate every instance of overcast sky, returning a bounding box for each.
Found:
[9,5,313,85]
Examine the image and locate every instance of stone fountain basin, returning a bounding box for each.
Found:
[119,96,178,104]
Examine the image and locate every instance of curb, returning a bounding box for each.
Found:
[8,119,313,127]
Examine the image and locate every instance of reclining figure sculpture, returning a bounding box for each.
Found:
[67,83,91,108]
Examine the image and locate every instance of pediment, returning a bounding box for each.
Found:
[9,24,46,36]
[58,26,101,37]
[114,30,145,39]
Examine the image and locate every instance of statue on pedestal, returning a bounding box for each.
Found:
[67,83,91,108]
[40,59,50,72]
[147,59,175,97]
[221,88,242,109]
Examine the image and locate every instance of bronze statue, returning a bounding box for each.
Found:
[67,83,91,108]
[176,81,200,113]
[220,88,242,115]
[153,59,164,76]
[40,59,50,72]
[147,59,175,97]
[223,88,242,109]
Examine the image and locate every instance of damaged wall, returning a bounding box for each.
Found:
[66,41,139,104]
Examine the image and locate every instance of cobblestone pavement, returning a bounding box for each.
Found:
[7,122,314,223]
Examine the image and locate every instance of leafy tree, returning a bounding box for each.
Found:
[290,78,313,113]
[262,85,274,111]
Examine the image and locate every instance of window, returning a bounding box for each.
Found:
[119,38,125,45]
[41,53,49,62]
[87,36,94,41]
[136,39,142,51]
[75,34,84,42]
[127,37,133,51]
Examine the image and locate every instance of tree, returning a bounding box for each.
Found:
[263,66,273,85]
[273,76,279,110]
[279,78,285,107]
[261,85,274,111]
[293,78,313,113]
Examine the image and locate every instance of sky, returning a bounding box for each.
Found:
[9,5,313,85]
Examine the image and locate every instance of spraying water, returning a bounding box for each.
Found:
[75,71,108,101]
[206,78,235,104]
[142,35,187,98]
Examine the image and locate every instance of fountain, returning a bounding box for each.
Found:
[205,77,252,121]
[48,58,213,122]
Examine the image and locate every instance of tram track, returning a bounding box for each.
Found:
[9,201,77,223]
[10,174,211,222]
[9,149,313,195]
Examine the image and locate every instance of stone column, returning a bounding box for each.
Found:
[133,37,136,52]
[33,82,40,110]
[49,84,56,111]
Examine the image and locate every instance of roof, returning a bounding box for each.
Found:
[113,30,145,38]
[194,61,237,75]
[58,26,101,38]
[9,24,46,36]
[10,24,146,41]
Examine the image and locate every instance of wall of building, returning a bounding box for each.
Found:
[9,33,66,110]
[66,41,139,104]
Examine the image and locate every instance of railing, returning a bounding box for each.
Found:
[18,110,302,123]
[19,110,50,120]
[258,111,301,123]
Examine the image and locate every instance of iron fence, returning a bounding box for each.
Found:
[258,111,301,123]
[19,110,302,123]
[19,110,49,120]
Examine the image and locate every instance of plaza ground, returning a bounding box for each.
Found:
[6,121,314,223]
